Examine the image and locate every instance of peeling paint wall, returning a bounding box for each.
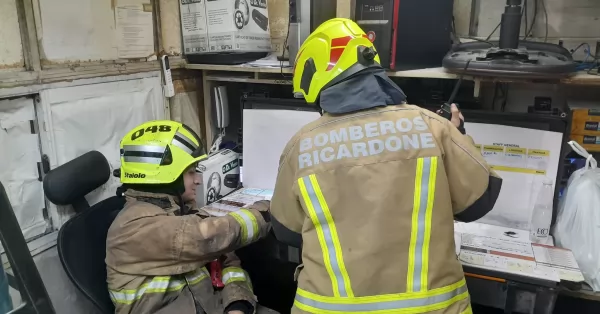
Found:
[35,0,155,64]
[0,0,25,69]
[267,0,288,54]
[159,0,182,55]
[170,77,203,137]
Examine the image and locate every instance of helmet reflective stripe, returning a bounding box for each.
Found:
[122,145,165,164]
[172,132,198,155]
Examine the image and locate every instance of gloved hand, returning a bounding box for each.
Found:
[247,200,271,223]
[437,103,465,134]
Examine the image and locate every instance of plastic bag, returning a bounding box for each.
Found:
[555,141,600,290]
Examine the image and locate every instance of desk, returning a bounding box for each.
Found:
[186,63,600,147]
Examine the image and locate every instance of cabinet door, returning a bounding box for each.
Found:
[0,97,48,239]
[38,74,166,227]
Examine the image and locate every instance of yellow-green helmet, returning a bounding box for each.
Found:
[119,120,207,184]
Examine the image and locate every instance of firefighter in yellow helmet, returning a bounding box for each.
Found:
[270,18,502,313]
[106,120,276,314]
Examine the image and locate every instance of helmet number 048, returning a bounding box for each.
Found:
[131,125,173,141]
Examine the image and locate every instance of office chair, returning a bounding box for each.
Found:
[43,151,125,314]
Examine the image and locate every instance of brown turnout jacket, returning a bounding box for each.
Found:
[106,190,271,314]
[271,104,502,314]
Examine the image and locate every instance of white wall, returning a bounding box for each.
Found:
[0,0,24,69]
[35,0,155,65]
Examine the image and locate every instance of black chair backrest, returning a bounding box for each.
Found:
[0,182,55,314]
[57,196,125,313]
[43,151,125,313]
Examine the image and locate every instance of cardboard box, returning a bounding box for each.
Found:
[179,0,271,55]
[196,149,240,207]
[570,134,600,152]
[569,102,600,136]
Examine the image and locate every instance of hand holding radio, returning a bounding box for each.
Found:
[437,103,466,134]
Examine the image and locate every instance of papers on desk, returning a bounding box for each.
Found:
[455,222,584,283]
[244,53,290,68]
[202,188,274,217]
[532,243,585,282]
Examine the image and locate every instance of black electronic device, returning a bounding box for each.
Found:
[252,9,269,31]
[443,0,576,78]
[355,0,454,70]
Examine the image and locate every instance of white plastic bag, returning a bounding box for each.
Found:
[555,141,600,290]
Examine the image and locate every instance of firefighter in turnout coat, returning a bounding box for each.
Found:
[269,18,503,314]
[106,120,275,314]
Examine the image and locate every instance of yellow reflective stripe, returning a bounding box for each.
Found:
[298,177,340,297]
[308,174,354,298]
[407,158,424,292]
[407,157,437,292]
[222,267,253,290]
[294,279,468,313]
[299,175,354,297]
[229,209,259,244]
[421,157,437,291]
[186,267,209,285]
[461,305,473,314]
[109,268,210,305]
[109,277,184,305]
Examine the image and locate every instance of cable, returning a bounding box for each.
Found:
[485,22,501,41]
[523,0,528,37]
[466,36,495,46]
[280,6,292,78]
[540,0,548,42]
[525,0,538,38]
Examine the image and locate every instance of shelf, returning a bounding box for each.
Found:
[187,63,600,86]
[186,63,293,74]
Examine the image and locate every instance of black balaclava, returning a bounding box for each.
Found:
[319,66,407,114]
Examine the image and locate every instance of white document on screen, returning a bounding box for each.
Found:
[242,109,320,190]
[464,122,563,230]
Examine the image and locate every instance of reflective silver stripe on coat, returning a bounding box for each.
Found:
[295,284,468,312]
[186,267,209,285]
[222,271,247,284]
[229,209,257,243]
[412,157,432,292]
[302,176,349,298]
[109,277,184,304]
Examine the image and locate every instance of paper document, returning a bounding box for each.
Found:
[115,4,154,59]
[466,122,563,229]
[202,188,273,217]
[242,109,320,190]
[244,53,290,68]
[532,243,585,282]
[455,222,583,282]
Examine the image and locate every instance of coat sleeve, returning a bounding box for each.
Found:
[270,148,304,248]
[221,252,257,312]
[441,120,503,222]
[107,207,270,276]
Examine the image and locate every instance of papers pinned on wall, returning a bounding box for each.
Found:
[465,122,563,229]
